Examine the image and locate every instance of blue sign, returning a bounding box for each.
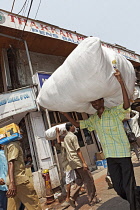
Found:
[38,73,51,88]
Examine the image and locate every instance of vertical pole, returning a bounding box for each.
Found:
[24,40,34,77]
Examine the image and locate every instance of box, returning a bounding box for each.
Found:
[96,159,107,169]
[0,123,22,145]
[96,160,104,170]
[102,159,107,168]
[95,152,105,160]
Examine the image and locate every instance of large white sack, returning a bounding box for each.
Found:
[37,37,136,114]
[45,123,66,140]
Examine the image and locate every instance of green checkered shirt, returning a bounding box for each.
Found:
[80,104,131,158]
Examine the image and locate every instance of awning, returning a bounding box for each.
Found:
[0,86,37,127]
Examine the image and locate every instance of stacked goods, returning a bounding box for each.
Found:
[37,37,136,114]
[96,159,107,170]
[45,123,66,140]
[0,123,22,145]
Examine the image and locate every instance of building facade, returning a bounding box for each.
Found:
[0,9,140,196]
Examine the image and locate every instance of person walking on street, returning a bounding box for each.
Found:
[130,110,140,160]
[0,144,8,210]
[125,110,140,161]
[55,128,76,208]
[4,133,42,210]
[63,122,101,206]
[62,70,140,210]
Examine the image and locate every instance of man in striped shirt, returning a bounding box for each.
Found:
[62,70,140,210]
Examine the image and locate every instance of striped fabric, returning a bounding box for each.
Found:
[80,104,131,158]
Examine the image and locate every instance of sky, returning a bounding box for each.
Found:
[1,0,140,54]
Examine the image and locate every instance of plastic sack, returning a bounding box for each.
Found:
[45,123,66,140]
[37,37,136,114]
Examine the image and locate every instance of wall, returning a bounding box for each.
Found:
[16,49,66,86]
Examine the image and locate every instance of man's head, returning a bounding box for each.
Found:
[27,154,32,162]
[90,98,104,110]
[65,122,76,133]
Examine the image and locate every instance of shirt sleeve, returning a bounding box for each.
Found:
[6,143,19,162]
[80,116,95,131]
[111,104,131,121]
[72,135,80,151]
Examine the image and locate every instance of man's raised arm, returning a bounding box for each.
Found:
[114,70,130,110]
[61,112,80,128]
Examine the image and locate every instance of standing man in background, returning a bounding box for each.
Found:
[55,128,76,208]
[129,110,140,139]
[124,110,140,161]
[0,144,8,210]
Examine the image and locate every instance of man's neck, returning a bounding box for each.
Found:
[97,107,105,118]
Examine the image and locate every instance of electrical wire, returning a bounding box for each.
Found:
[19,0,34,40]
[19,0,42,51]
[18,0,28,15]
[34,0,42,20]
[11,0,16,12]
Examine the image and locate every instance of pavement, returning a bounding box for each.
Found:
[41,153,140,210]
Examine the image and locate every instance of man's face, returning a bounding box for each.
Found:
[90,98,104,110]
[70,125,76,133]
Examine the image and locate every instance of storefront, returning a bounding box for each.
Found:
[0,86,61,196]
[0,9,140,197]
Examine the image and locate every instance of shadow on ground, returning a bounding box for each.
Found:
[75,195,90,209]
[96,197,129,210]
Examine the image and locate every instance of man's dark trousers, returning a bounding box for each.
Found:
[107,157,140,210]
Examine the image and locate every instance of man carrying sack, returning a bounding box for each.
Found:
[62,70,140,210]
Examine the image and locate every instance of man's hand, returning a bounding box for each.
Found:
[83,162,88,170]
[114,70,123,83]
[6,182,17,198]
[60,112,80,128]
[56,127,60,135]
[0,178,5,185]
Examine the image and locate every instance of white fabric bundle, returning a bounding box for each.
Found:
[45,123,66,140]
[37,37,136,114]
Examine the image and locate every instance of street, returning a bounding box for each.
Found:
[42,153,140,210]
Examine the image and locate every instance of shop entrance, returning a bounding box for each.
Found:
[19,118,39,172]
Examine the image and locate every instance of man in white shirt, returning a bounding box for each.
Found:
[124,110,140,161]
[129,110,140,139]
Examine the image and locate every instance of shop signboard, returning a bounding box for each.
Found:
[0,10,85,45]
[37,72,51,88]
[33,72,51,90]
[101,43,140,62]
[1,9,140,63]
[0,87,37,121]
